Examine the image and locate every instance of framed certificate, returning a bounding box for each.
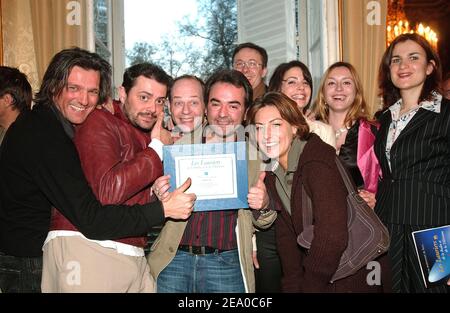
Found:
[163,142,249,211]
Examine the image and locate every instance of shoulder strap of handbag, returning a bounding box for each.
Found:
[334,156,357,193]
[301,156,355,229]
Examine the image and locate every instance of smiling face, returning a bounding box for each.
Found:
[119,76,167,131]
[389,39,435,96]
[280,66,312,110]
[233,48,267,89]
[254,105,297,170]
[206,82,246,138]
[324,66,356,115]
[170,78,205,133]
[53,66,100,125]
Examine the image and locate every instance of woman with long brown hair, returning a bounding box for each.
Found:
[252,61,336,293]
[247,92,385,292]
[375,33,450,293]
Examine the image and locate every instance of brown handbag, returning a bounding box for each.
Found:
[296,156,390,283]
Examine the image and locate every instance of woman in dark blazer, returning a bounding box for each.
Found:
[375,33,450,293]
[247,92,385,292]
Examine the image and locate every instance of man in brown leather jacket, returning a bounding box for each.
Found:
[42,63,192,292]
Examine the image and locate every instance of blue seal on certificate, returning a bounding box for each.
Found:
[163,141,249,211]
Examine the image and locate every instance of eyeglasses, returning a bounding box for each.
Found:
[233,60,262,70]
[282,78,311,88]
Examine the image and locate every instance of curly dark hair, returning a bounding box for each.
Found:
[122,63,173,96]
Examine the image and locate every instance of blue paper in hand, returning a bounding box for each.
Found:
[412,225,450,288]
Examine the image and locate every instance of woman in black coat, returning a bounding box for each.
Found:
[375,33,450,293]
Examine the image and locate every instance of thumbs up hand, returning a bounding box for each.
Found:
[162,178,196,220]
[247,172,269,211]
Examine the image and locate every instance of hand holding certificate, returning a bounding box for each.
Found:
[163,142,249,212]
[164,178,196,219]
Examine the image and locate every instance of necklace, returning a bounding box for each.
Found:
[335,127,349,139]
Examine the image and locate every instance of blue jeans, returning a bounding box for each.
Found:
[157,249,245,293]
[0,252,42,293]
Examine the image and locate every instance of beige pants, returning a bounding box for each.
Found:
[41,236,155,293]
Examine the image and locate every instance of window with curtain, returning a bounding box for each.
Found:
[94,0,111,61]
[93,0,125,94]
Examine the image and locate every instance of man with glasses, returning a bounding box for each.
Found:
[232,42,268,101]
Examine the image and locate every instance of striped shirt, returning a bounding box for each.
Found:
[180,210,238,250]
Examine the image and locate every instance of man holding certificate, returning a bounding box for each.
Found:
[148,69,274,293]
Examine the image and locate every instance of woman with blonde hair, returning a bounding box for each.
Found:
[315,62,380,209]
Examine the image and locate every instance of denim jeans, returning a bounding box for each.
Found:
[157,249,245,293]
[0,252,42,293]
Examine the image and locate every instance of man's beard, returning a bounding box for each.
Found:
[133,112,157,132]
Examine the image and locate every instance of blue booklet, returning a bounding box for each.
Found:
[412,225,450,288]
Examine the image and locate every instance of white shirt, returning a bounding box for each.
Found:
[385,92,442,170]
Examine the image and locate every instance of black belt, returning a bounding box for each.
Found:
[178,245,228,255]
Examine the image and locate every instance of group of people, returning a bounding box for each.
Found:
[0,32,449,293]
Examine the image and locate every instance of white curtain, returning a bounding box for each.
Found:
[30,0,90,81]
[2,0,40,92]
[342,0,387,116]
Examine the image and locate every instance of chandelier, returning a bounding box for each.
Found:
[386,0,438,50]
